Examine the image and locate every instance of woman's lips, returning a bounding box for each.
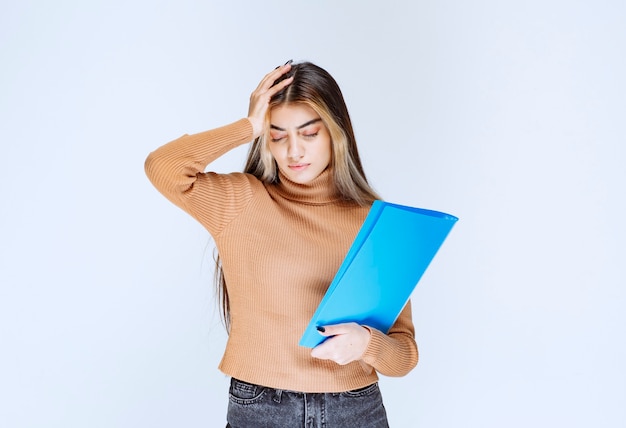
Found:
[288,163,310,171]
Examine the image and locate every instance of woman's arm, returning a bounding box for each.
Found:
[144,118,253,207]
[144,62,294,223]
[145,120,262,233]
[311,301,418,377]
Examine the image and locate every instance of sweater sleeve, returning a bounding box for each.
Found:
[361,300,419,377]
[144,118,257,235]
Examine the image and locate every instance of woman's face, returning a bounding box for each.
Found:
[268,103,332,184]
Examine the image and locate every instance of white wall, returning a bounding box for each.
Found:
[1,1,624,427]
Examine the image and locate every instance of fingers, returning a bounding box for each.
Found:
[253,60,293,94]
[247,61,294,137]
[316,323,351,337]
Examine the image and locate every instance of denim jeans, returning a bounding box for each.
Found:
[226,377,390,428]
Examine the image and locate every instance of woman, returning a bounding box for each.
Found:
[145,61,418,427]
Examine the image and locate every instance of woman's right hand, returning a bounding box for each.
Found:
[247,61,294,138]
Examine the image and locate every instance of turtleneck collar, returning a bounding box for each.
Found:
[268,168,340,205]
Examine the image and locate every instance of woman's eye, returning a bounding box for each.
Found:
[303,132,318,139]
[271,136,286,142]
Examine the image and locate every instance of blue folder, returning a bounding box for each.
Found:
[299,200,458,348]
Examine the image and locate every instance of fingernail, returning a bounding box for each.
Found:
[316,326,325,333]
[284,59,293,66]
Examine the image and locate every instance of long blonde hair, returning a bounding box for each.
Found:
[216,61,380,330]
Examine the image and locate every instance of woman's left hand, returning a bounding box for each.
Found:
[310,323,371,365]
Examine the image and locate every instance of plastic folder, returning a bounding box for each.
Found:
[299,200,458,348]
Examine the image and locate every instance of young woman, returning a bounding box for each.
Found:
[145,61,418,427]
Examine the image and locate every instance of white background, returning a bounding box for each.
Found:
[1,1,625,427]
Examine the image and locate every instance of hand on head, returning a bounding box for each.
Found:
[248,61,294,138]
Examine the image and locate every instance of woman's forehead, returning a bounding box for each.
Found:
[270,104,321,128]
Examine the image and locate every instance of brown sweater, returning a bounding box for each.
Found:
[145,118,418,392]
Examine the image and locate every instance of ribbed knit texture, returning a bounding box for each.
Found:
[145,118,418,393]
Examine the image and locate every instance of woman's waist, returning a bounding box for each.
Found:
[218,337,378,393]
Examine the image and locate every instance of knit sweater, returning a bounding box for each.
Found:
[145,118,418,393]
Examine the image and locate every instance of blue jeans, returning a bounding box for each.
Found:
[226,377,390,428]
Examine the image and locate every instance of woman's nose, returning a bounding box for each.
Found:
[287,141,303,160]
